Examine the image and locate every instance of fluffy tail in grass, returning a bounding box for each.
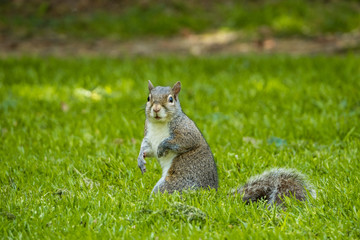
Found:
[237,168,316,206]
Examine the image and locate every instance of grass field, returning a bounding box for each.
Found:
[1,56,360,239]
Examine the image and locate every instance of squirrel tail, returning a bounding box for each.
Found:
[237,168,316,206]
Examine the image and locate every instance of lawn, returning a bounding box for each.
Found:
[1,56,360,239]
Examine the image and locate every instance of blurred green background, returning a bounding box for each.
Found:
[1,0,360,40]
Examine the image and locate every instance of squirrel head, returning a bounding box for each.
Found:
[146,80,182,123]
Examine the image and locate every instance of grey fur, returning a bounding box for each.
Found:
[137,81,218,193]
[237,168,316,206]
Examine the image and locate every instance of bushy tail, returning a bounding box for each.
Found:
[237,168,316,206]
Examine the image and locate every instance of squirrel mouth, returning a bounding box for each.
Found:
[154,115,161,120]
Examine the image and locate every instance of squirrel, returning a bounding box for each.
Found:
[137,80,218,194]
[137,81,315,205]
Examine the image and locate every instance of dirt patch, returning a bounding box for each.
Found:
[1,31,360,57]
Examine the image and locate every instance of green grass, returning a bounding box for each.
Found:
[1,56,360,239]
[1,0,360,39]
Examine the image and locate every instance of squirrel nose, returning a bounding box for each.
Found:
[153,105,161,113]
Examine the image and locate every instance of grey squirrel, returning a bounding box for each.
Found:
[137,81,218,193]
[137,81,315,204]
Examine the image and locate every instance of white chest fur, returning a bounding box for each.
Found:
[147,122,177,178]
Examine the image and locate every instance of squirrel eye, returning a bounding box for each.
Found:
[147,96,150,102]
[169,96,174,103]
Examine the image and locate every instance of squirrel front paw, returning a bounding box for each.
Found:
[157,144,168,158]
[137,152,147,174]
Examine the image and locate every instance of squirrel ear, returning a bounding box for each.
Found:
[172,81,181,98]
[148,80,154,91]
